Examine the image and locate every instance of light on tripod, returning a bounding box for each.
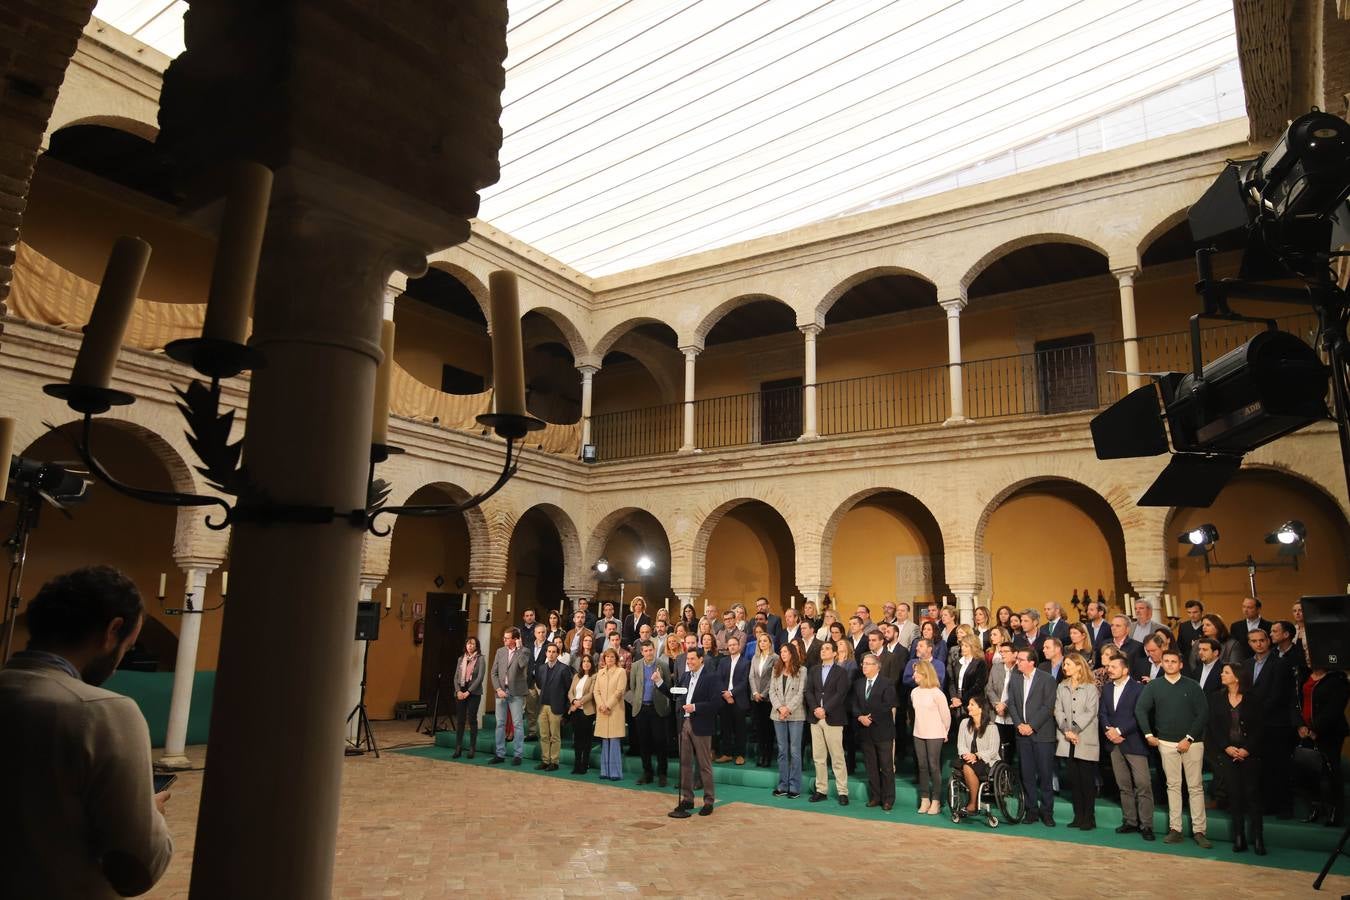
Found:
[594,558,609,574]
[1266,519,1307,555]
[1179,524,1219,557]
[636,555,654,572]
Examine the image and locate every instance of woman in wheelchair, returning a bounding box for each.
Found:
[954,696,1001,816]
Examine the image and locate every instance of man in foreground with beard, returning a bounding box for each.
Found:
[0,565,173,898]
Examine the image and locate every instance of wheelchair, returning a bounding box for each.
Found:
[947,756,1024,828]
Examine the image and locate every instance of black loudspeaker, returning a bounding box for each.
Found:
[1301,595,1350,669]
[355,600,381,642]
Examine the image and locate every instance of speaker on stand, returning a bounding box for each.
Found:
[346,600,380,757]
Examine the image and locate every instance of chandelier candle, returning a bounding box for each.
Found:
[371,319,396,446]
[488,271,527,418]
[203,162,272,346]
[71,236,151,390]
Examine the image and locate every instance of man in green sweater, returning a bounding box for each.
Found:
[1135,648,1211,848]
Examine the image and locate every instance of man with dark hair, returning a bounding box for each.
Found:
[1177,600,1204,662]
[1009,647,1057,825]
[1100,653,1154,841]
[0,566,173,898]
[1084,600,1111,650]
[1136,648,1211,848]
[1270,620,1307,688]
[1246,627,1300,819]
[1134,632,1169,683]
[533,644,570,771]
[490,626,530,765]
[853,653,898,810]
[670,649,718,818]
[1188,638,1224,694]
[714,633,750,765]
[1231,596,1271,649]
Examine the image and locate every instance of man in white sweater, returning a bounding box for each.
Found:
[0,566,173,898]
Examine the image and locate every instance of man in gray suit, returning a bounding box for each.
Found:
[490,627,530,765]
[892,603,918,652]
[627,639,672,786]
[1009,647,1058,825]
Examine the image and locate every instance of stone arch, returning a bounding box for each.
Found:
[49,114,159,142]
[814,266,939,325]
[521,305,587,360]
[424,260,490,321]
[685,490,799,598]
[590,316,680,359]
[693,293,794,346]
[1164,461,1350,536]
[1135,207,1191,263]
[369,479,492,582]
[583,505,675,573]
[959,233,1113,296]
[503,501,585,597]
[815,486,948,595]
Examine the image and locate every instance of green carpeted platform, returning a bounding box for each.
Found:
[105,670,214,748]
[400,718,1348,876]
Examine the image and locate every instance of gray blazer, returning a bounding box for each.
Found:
[768,668,807,721]
[985,660,1011,708]
[1054,682,1101,761]
[491,646,531,697]
[625,656,672,717]
[748,653,776,700]
[893,621,919,650]
[453,654,485,696]
[956,717,1001,767]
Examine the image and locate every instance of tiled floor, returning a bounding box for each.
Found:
[144,720,1350,899]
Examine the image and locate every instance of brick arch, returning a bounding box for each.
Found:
[502,501,585,597]
[425,260,489,321]
[1163,462,1350,535]
[814,266,939,325]
[583,505,674,573]
[685,491,799,598]
[590,315,679,359]
[814,486,947,593]
[693,292,794,346]
[368,479,493,584]
[959,232,1112,296]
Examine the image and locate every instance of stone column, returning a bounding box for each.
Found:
[950,585,979,624]
[578,364,598,451]
[1113,266,1143,391]
[940,298,968,424]
[799,324,821,441]
[158,562,218,770]
[475,588,499,729]
[679,346,700,452]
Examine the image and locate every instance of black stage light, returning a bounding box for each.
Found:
[1178,523,1219,557]
[1265,519,1307,555]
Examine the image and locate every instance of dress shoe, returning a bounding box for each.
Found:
[699,804,714,816]
[511,757,522,766]
[1163,830,1183,844]
[1115,823,1138,834]
[1021,810,1039,825]
[467,747,475,759]
[809,792,827,803]
[534,762,547,770]
[570,767,583,775]
[1041,814,1055,827]
[882,802,893,812]
[452,748,463,759]
[658,774,667,787]
[548,763,559,771]
[667,807,692,819]
[1194,833,1212,849]
[1067,817,1082,829]
[1140,830,1155,842]
[715,755,733,763]
[1253,838,1267,856]
[489,756,505,765]
[838,796,849,806]
[1080,818,1095,831]
[636,775,652,785]
[866,799,880,808]
[735,756,745,766]
[1232,832,1247,853]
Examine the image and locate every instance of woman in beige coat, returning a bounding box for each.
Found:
[593,648,628,781]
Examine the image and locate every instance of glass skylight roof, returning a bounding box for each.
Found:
[92,0,1243,277]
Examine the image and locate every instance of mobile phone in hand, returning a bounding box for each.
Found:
[153,773,178,793]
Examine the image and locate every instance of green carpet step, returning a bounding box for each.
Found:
[399,743,1349,876]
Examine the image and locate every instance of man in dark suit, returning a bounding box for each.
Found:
[714,633,751,764]
[533,644,572,771]
[1245,628,1299,817]
[1008,647,1057,826]
[796,619,824,669]
[577,598,597,631]
[1230,596,1272,649]
[754,596,782,641]
[1188,639,1224,694]
[1271,620,1308,689]
[1099,654,1155,840]
[1106,614,1145,672]
[1176,600,1205,663]
[621,597,651,650]
[867,630,901,685]
[1084,600,1111,651]
[669,649,719,818]
[1132,632,1167,683]
[524,623,550,740]
[1041,601,1071,647]
[853,652,898,810]
[805,639,851,805]
[519,608,539,650]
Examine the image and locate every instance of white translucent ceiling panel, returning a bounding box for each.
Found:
[92,0,1241,277]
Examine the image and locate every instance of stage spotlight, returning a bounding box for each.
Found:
[1266,520,1307,555]
[1179,524,1219,557]
[636,555,654,572]
[594,558,609,574]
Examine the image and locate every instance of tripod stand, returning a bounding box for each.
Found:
[417,671,450,737]
[0,490,39,664]
[344,640,379,758]
[1314,822,1350,890]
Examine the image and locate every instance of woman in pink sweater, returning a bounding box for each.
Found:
[912,660,952,814]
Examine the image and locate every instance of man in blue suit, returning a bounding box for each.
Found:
[1100,652,1155,841]
[1009,647,1057,826]
[669,649,719,818]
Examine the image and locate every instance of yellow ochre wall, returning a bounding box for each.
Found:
[827,502,928,608]
[984,492,1120,611]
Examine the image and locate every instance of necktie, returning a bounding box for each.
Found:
[866,679,873,700]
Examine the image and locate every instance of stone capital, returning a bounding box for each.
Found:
[1110,265,1140,284]
[678,344,703,358]
[939,297,967,316]
[798,323,823,338]
[575,363,600,378]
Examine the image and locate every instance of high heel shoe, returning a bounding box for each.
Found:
[1304,803,1323,824]
[1232,831,1247,853]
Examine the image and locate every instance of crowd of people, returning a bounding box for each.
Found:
[453,594,1347,844]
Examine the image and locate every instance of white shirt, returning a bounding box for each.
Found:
[1199,660,1216,687]
[995,666,1012,724]
[1112,679,1126,708]
[957,656,972,688]
[686,670,701,717]
[726,654,738,688]
[572,673,589,699]
[1021,669,1035,721]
